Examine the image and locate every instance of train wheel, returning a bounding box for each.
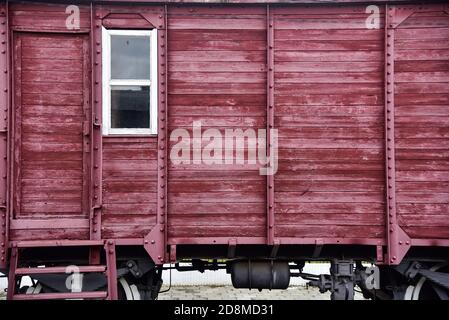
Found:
[404,263,449,300]
[118,277,141,300]
[25,283,43,295]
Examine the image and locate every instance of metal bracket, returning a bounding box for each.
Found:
[312,239,324,258]
[391,225,411,264]
[227,238,237,259]
[376,245,384,263]
[389,6,416,29]
[169,245,176,263]
[144,224,166,265]
[270,239,280,258]
[141,11,165,29]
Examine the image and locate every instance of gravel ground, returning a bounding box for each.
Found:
[159,285,367,300]
[157,285,333,300]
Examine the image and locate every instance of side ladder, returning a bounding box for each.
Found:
[6,240,118,300]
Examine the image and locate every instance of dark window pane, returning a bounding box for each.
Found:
[111,86,150,129]
[111,35,150,80]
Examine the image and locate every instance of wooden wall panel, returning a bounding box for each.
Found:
[102,137,158,238]
[167,7,267,242]
[395,10,449,239]
[273,5,386,240]
[10,2,90,32]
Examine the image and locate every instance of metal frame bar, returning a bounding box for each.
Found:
[11,240,104,248]
[15,265,106,275]
[13,291,108,300]
[168,237,385,246]
[144,5,167,265]
[0,1,8,269]
[89,4,104,263]
[105,240,118,300]
[384,5,410,265]
[6,246,17,300]
[266,4,275,246]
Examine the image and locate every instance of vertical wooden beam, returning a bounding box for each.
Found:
[89,4,104,263]
[144,5,167,265]
[0,1,8,269]
[105,240,118,300]
[384,5,410,265]
[266,5,275,245]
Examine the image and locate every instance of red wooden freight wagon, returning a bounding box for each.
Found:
[0,0,448,300]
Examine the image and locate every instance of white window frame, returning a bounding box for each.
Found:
[102,28,158,135]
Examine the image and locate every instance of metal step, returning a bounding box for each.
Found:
[15,265,107,275]
[12,291,108,300]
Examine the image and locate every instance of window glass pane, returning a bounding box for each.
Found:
[111,86,150,129]
[111,35,150,80]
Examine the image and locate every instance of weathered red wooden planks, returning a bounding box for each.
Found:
[13,33,89,230]
[102,137,158,238]
[272,5,387,241]
[394,12,449,242]
[2,2,449,267]
[167,7,267,241]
